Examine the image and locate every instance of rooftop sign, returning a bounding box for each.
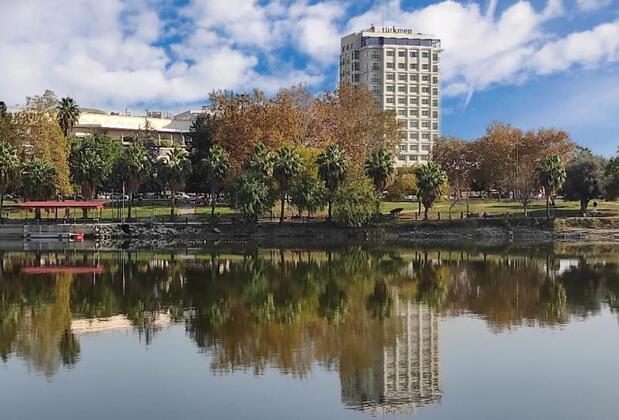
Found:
[369,25,414,34]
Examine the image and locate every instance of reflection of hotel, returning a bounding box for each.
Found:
[341,299,441,414]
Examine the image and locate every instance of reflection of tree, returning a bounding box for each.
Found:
[366,280,392,320]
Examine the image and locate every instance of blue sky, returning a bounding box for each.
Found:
[1,0,618,155]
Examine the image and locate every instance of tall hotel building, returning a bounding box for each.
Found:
[340,26,442,166]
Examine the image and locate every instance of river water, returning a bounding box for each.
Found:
[1,244,618,419]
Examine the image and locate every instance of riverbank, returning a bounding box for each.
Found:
[1,217,618,248]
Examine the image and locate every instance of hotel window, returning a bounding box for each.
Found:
[352,74,359,82]
[386,85,395,92]
[400,145,408,151]
[422,51,429,58]
[433,65,438,72]
[410,51,418,58]
[386,62,395,69]
[411,120,419,128]
[432,53,438,60]
[398,51,406,57]
[422,121,430,128]
[422,110,430,117]
[422,87,430,93]
[398,86,406,93]
[410,132,419,140]
[433,111,438,118]
[371,52,381,59]
[386,97,395,104]
[398,74,407,81]
[432,88,438,95]
[410,155,418,161]
[397,109,407,116]
[432,99,438,106]
[433,77,438,84]
[422,133,431,139]
[410,145,419,151]
[371,63,380,70]
[410,86,419,93]
[421,144,431,151]
[410,110,419,117]
[422,98,430,105]
[386,50,394,56]
[398,63,406,69]
[433,134,439,140]
[399,121,407,128]
[400,131,408,139]
[353,51,360,59]
[420,155,428,161]
[433,123,438,129]
[398,97,406,104]
[422,75,430,82]
[410,97,418,105]
[386,73,395,81]
[352,62,360,71]
[398,154,406,161]
[410,63,418,70]
[410,74,418,81]
[422,64,429,70]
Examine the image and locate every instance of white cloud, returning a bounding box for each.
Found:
[576,0,613,12]
[1,0,618,111]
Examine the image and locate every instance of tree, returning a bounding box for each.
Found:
[415,162,448,220]
[536,155,566,219]
[186,113,216,192]
[386,168,418,201]
[563,149,606,213]
[69,134,122,198]
[22,159,58,202]
[0,140,20,222]
[228,170,276,222]
[432,137,477,216]
[333,177,379,227]
[364,146,395,202]
[113,142,150,219]
[201,144,230,215]
[272,146,302,223]
[163,145,190,218]
[604,149,619,201]
[56,97,80,137]
[290,175,326,218]
[316,145,347,221]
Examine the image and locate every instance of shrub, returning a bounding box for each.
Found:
[228,170,275,222]
[333,177,378,227]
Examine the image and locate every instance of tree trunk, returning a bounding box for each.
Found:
[211,185,216,216]
[0,193,4,224]
[279,192,285,224]
[170,191,176,219]
[128,193,133,220]
[580,199,588,214]
[523,203,528,218]
[546,195,550,220]
[424,206,429,220]
[327,199,332,222]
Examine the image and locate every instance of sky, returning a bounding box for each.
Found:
[1,0,618,155]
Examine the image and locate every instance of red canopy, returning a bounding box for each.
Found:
[19,200,106,209]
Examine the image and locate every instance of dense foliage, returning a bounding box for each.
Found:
[333,177,379,227]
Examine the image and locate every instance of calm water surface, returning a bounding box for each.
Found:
[1,244,618,420]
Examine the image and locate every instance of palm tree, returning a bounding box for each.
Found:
[114,142,150,219]
[22,159,58,219]
[536,155,566,219]
[0,141,20,222]
[56,97,80,137]
[317,145,347,221]
[245,143,273,178]
[415,162,448,220]
[273,146,301,223]
[201,144,230,216]
[365,147,396,194]
[164,145,190,219]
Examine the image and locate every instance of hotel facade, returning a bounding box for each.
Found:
[340,26,442,166]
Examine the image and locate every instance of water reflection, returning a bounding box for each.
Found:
[1,245,618,414]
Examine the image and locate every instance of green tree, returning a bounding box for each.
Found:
[333,177,378,227]
[114,142,151,219]
[56,97,80,137]
[316,144,348,221]
[386,167,418,201]
[228,170,276,222]
[201,144,230,216]
[245,143,274,178]
[186,113,216,192]
[536,155,566,219]
[364,147,395,200]
[22,159,58,201]
[415,162,448,220]
[272,146,302,223]
[163,145,190,218]
[564,149,605,213]
[290,175,326,218]
[0,140,20,221]
[69,134,122,198]
[604,149,619,201]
